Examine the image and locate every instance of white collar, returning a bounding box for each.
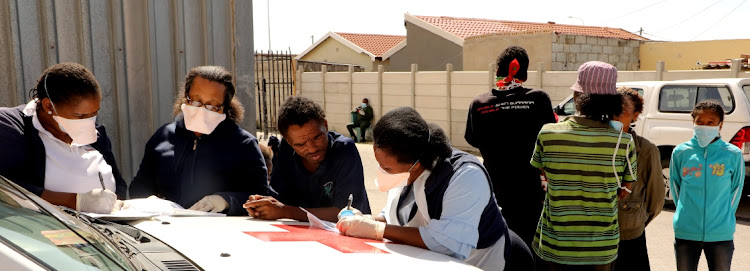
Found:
[22,99,37,117]
[25,100,66,145]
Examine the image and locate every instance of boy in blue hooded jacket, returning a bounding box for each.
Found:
[670,100,744,271]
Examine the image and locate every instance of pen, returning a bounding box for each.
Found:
[98,172,106,190]
[347,194,353,210]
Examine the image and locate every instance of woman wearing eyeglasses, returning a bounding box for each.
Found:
[129,66,270,215]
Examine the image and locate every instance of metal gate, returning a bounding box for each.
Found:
[255,50,295,139]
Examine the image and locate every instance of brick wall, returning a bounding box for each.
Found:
[551,34,641,71]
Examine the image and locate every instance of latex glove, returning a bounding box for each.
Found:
[76,189,117,214]
[337,206,363,220]
[336,215,385,240]
[189,195,228,213]
[113,200,126,211]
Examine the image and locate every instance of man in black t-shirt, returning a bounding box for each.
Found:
[464,46,556,247]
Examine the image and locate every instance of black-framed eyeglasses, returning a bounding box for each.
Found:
[186,97,223,112]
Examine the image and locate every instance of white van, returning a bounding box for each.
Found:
[554,78,750,201]
[0,175,476,270]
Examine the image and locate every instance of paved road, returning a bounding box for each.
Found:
[258,135,749,270]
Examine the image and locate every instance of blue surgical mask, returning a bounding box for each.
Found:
[694,125,720,147]
[610,120,624,132]
[361,103,367,108]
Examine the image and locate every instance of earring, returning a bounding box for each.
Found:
[48,111,52,115]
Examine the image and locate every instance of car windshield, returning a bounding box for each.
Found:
[0,176,134,270]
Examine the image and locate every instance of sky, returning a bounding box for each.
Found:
[251,0,750,54]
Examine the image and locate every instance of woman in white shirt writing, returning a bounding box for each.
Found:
[0,62,125,214]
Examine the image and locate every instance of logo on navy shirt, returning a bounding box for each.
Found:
[323,181,333,199]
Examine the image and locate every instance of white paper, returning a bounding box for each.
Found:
[299,207,339,233]
[83,198,226,220]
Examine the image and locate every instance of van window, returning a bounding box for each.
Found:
[561,97,576,115]
[559,87,643,116]
[658,85,734,113]
[743,85,750,102]
[631,88,644,97]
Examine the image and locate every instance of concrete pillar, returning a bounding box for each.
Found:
[731,59,742,78]
[656,61,665,81]
[446,63,453,141]
[411,64,418,107]
[348,65,354,114]
[321,65,327,111]
[378,65,384,118]
[537,62,545,89]
[489,62,497,89]
[295,65,303,96]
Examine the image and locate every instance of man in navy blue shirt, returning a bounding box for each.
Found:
[244,96,371,222]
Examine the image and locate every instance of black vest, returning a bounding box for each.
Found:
[398,149,509,250]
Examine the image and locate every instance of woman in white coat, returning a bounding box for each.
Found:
[336,107,533,270]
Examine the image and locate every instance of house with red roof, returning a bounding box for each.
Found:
[295,32,406,72]
[388,14,648,71]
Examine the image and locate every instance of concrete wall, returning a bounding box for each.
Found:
[299,37,381,71]
[463,31,554,72]
[389,21,463,71]
[640,39,750,70]
[298,64,750,152]
[0,0,255,181]
[551,34,641,71]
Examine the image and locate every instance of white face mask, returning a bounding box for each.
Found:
[361,103,367,108]
[694,125,720,147]
[375,160,418,192]
[43,74,98,145]
[52,115,98,145]
[181,103,226,134]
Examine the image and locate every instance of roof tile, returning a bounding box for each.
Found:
[414,15,648,41]
[335,32,406,57]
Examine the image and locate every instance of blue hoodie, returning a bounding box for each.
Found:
[670,136,744,242]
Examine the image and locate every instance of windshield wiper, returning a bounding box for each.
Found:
[60,207,149,270]
[64,208,150,243]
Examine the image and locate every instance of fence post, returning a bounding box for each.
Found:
[731,59,741,78]
[411,64,418,107]
[261,78,269,140]
[378,65,384,118]
[537,62,545,89]
[321,65,327,111]
[656,61,665,81]
[296,65,303,96]
[489,62,497,89]
[446,63,453,141]
[348,65,354,114]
